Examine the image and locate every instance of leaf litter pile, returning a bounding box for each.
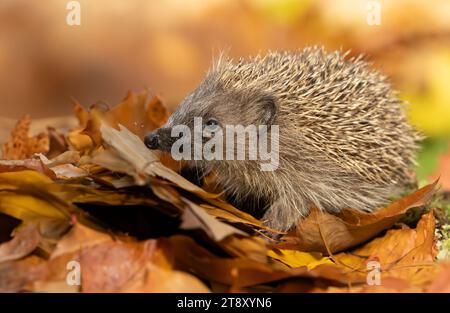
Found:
[0,91,449,293]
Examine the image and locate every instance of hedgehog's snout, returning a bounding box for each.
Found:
[144,131,159,150]
[144,127,180,152]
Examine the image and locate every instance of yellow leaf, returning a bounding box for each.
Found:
[267,249,333,269]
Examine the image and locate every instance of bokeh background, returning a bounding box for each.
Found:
[0,0,449,183]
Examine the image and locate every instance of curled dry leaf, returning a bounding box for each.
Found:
[0,159,56,179]
[180,198,246,241]
[37,152,87,179]
[73,101,90,127]
[42,151,81,167]
[276,180,439,254]
[46,127,69,159]
[48,164,88,180]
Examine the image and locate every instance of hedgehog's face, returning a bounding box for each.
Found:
[144,85,278,163]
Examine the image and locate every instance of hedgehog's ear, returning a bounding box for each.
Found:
[258,95,278,125]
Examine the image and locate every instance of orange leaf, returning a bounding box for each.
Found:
[276,180,439,254]
[2,115,49,160]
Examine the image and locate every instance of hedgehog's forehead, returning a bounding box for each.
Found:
[168,90,213,125]
[167,59,271,125]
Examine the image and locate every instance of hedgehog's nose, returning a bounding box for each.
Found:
[144,132,159,150]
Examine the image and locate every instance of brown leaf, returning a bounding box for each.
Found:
[277,181,439,254]
[73,100,90,128]
[69,91,171,155]
[219,235,268,263]
[80,240,157,292]
[0,159,56,179]
[0,255,47,292]
[26,223,114,292]
[50,223,112,259]
[169,235,292,288]
[43,150,81,167]
[46,127,68,159]
[180,198,246,241]
[124,263,210,293]
[0,223,41,263]
[106,91,169,139]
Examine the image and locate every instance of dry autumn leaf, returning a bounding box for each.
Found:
[218,235,268,263]
[168,235,293,288]
[0,159,56,179]
[0,170,101,253]
[124,263,210,293]
[0,255,47,292]
[0,223,41,263]
[276,180,439,254]
[267,249,333,270]
[180,197,246,241]
[321,212,442,291]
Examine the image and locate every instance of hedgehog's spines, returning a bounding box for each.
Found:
[208,47,420,191]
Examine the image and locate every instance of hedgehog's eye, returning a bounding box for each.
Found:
[204,118,220,134]
[205,118,219,129]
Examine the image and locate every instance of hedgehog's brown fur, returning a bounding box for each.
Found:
[146,46,422,231]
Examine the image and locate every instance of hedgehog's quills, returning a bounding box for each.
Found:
[145,47,422,232]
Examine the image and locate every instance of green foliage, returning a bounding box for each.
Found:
[416,136,449,185]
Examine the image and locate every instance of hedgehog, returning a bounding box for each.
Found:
[144,46,421,231]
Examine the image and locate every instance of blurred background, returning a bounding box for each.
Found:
[0,0,449,183]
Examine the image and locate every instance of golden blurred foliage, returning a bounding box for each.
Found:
[0,0,448,125]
